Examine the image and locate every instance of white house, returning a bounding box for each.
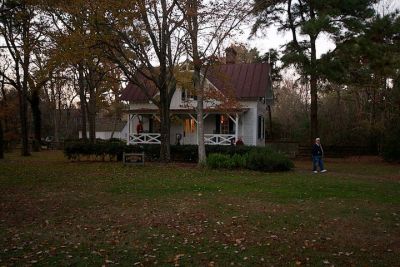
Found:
[121,52,273,146]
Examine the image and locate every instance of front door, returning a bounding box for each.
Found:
[183,118,197,144]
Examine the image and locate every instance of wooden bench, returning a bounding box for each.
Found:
[123,152,145,165]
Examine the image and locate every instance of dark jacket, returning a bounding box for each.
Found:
[312,143,323,157]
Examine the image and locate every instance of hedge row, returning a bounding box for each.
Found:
[207,148,294,172]
[63,140,294,171]
[64,140,255,162]
[64,140,126,161]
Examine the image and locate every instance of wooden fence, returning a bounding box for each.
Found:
[266,141,376,158]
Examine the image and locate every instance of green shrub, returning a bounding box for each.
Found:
[64,142,254,162]
[205,145,252,156]
[206,153,248,169]
[64,139,126,161]
[231,153,248,168]
[246,148,294,172]
[207,148,292,172]
[206,153,235,169]
[64,141,293,171]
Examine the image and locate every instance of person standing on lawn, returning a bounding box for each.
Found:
[312,137,327,173]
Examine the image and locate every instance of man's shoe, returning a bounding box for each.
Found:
[313,171,318,173]
[321,169,327,173]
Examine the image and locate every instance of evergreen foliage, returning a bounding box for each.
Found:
[252,0,377,140]
[64,140,293,170]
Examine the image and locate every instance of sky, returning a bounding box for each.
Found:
[237,24,336,59]
[233,0,400,59]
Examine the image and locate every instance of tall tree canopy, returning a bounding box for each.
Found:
[93,0,185,161]
[181,0,250,164]
[0,0,53,155]
[252,0,377,141]
[320,11,400,150]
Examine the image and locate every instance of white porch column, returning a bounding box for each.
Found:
[228,113,239,144]
[127,114,131,145]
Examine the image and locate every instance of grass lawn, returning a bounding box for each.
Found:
[0,151,399,266]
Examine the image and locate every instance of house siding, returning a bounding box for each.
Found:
[256,101,267,147]
[126,83,270,147]
[239,101,257,146]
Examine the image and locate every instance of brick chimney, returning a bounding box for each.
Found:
[225,47,237,64]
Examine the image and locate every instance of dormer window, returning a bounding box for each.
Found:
[181,88,197,101]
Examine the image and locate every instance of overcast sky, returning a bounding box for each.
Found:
[237,25,336,59]
[234,0,400,59]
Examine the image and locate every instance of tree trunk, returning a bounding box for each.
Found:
[88,110,96,142]
[308,2,319,144]
[19,89,30,156]
[110,113,117,139]
[194,69,206,164]
[21,13,30,156]
[30,89,41,151]
[50,78,59,142]
[0,120,4,159]
[188,0,206,165]
[310,35,318,143]
[78,65,87,140]
[87,89,96,143]
[54,108,59,142]
[310,75,318,141]
[159,88,171,162]
[1,77,7,157]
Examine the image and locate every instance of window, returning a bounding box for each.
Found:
[215,115,234,134]
[184,119,196,133]
[181,88,197,101]
[258,115,265,139]
[220,115,229,134]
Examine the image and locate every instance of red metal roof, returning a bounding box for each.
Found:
[207,63,271,99]
[121,62,271,102]
[120,74,158,102]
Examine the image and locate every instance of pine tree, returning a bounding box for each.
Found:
[252,0,376,142]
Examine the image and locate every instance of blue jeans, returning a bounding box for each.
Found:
[312,156,324,171]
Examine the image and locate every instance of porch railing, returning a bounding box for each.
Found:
[204,134,235,145]
[129,133,161,144]
[129,133,235,145]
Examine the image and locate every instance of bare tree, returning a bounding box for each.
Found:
[46,1,120,143]
[95,0,186,161]
[0,61,8,159]
[180,0,250,163]
[0,1,35,156]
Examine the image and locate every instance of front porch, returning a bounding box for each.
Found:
[126,109,245,146]
[128,133,236,146]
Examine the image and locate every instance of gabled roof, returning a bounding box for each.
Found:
[207,63,271,100]
[121,73,158,103]
[120,62,272,102]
